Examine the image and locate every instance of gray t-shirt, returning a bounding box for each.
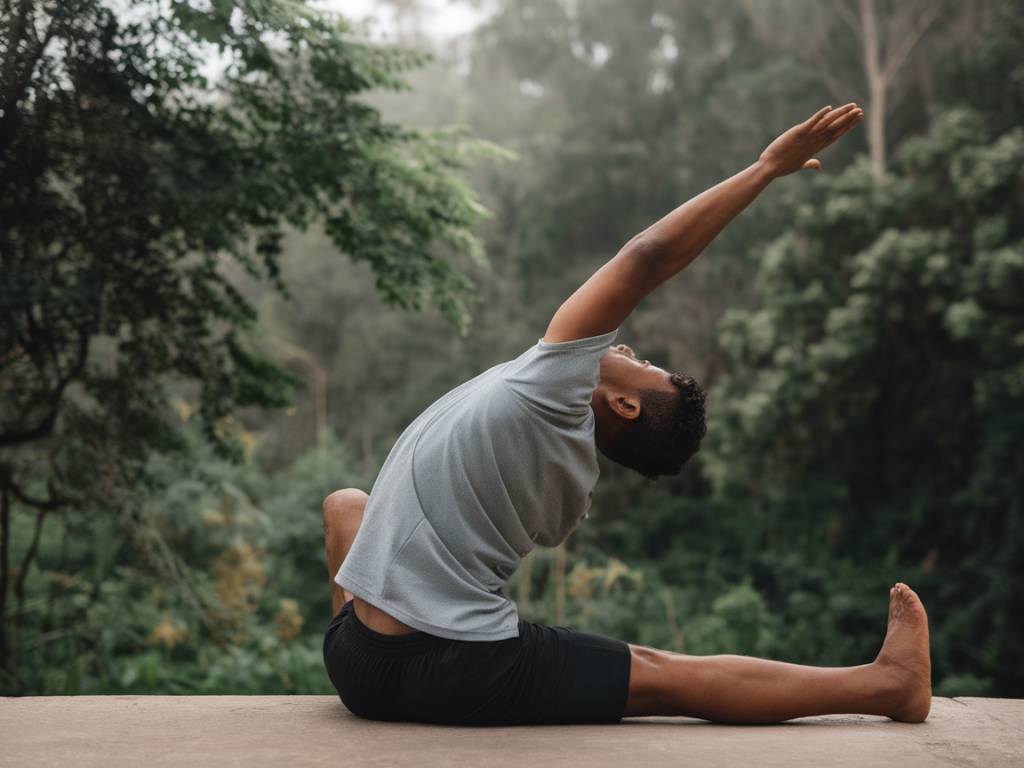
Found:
[336,329,618,641]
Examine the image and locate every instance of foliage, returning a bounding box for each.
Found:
[3,0,1023,699]
[6,423,359,694]
[707,105,1024,693]
[0,0,489,677]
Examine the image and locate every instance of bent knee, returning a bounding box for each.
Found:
[322,488,368,517]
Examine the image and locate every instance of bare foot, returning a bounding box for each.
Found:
[873,583,932,722]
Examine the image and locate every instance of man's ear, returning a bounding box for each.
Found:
[606,391,641,421]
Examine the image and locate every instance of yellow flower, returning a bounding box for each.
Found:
[274,598,304,642]
[147,616,189,649]
[212,542,266,614]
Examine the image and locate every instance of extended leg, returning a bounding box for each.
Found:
[625,583,931,723]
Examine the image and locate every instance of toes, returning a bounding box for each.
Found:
[902,585,927,621]
[892,583,927,624]
[887,582,930,635]
[889,583,910,622]
[896,583,918,599]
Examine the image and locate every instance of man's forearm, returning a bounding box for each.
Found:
[626,158,775,287]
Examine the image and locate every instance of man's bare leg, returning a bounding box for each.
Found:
[323,491,930,719]
[322,488,418,635]
[322,488,364,614]
[625,583,931,723]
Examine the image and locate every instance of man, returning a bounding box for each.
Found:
[322,104,932,726]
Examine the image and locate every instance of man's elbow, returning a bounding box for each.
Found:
[616,234,670,287]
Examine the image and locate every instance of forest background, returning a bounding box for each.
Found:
[2,0,1022,698]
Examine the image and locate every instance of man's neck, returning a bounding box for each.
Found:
[591,391,622,451]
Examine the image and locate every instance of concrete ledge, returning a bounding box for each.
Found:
[1,696,1022,767]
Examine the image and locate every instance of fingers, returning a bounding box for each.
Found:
[825,107,863,137]
[803,105,833,130]
[818,102,859,131]
[802,158,821,171]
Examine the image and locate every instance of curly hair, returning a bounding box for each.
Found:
[601,372,707,479]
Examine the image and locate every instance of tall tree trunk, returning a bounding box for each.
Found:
[866,70,887,181]
[0,488,9,662]
[860,0,887,181]
[553,543,566,625]
[516,550,533,615]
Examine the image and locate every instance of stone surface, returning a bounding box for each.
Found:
[1,696,1021,768]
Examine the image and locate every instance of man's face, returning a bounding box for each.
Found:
[599,343,675,395]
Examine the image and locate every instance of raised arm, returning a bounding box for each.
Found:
[543,104,864,343]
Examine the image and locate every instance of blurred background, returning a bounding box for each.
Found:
[1,0,1022,698]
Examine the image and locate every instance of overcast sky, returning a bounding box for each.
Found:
[319,0,487,40]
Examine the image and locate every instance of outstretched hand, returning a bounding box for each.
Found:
[759,103,863,178]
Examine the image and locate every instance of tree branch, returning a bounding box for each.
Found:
[882,4,943,81]
[0,0,34,97]
[835,0,862,38]
[0,1,60,152]
[14,507,47,621]
[0,324,90,448]
[7,477,66,511]
[809,46,866,104]
[0,379,67,447]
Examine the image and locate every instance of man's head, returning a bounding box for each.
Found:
[591,343,707,479]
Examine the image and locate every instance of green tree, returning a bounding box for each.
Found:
[0,0,487,674]
[706,0,1024,693]
[744,0,988,180]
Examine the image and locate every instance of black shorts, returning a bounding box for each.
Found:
[323,600,632,726]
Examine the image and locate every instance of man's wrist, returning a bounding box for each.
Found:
[751,156,779,184]
[753,156,774,184]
